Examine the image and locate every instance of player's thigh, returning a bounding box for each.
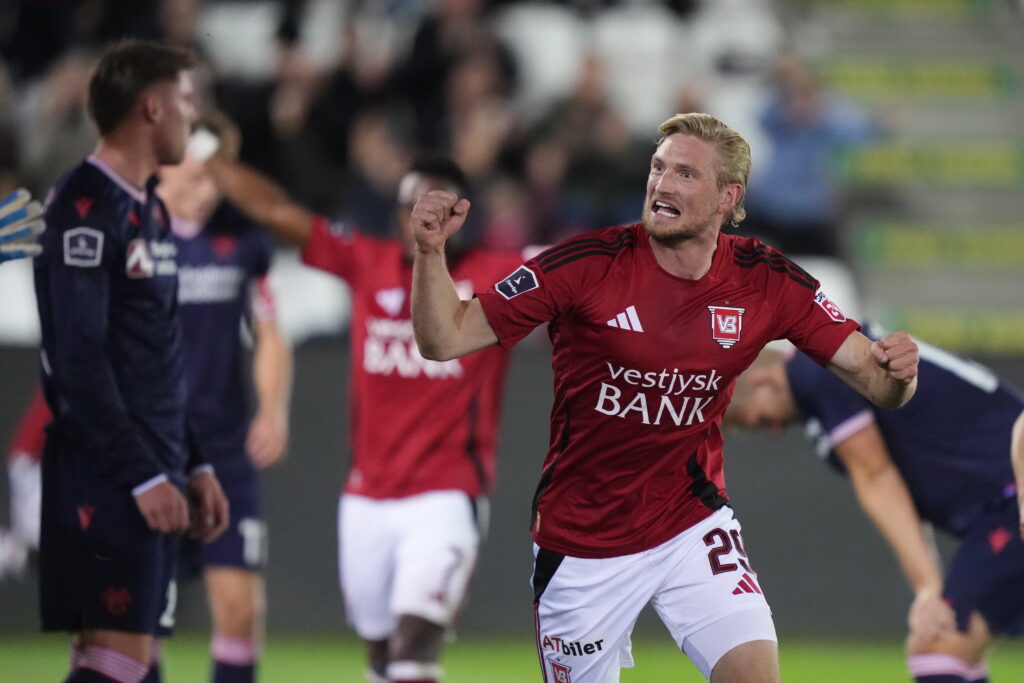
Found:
[942,503,1024,644]
[533,545,659,683]
[391,491,481,626]
[204,567,265,637]
[339,494,397,639]
[709,638,779,683]
[650,507,777,680]
[40,443,179,636]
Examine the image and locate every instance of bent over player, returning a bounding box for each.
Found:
[727,327,1024,683]
[204,150,529,683]
[34,41,228,683]
[410,112,920,683]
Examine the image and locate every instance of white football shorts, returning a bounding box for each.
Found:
[338,490,482,640]
[533,506,776,682]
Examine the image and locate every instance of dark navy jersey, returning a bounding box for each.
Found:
[174,202,273,475]
[787,323,1024,537]
[35,156,192,489]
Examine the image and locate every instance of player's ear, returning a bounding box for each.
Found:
[717,184,742,214]
[140,91,163,124]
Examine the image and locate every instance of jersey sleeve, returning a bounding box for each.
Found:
[475,245,586,348]
[773,262,860,366]
[787,351,875,450]
[39,192,165,488]
[300,214,360,283]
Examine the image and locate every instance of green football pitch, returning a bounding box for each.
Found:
[0,633,1022,682]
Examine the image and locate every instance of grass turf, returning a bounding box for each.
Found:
[0,632,1021,681]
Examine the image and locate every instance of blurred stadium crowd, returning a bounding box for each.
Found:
[2,0,1023,351]
[0,0,882,256]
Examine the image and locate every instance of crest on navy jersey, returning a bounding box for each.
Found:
[126,238,155,278]
[495,265,537,299]
[813,288,846,323]
[64,227,103,267]
[708,305,744,349]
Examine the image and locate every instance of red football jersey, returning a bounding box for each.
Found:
[303,217,525,499]
[477,225,860,558]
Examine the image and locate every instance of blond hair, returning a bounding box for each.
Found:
[657,113,750,227]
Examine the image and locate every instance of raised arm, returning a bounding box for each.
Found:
[826,330,918,409]
[205,153,315,248]
[410,190,498,361]
[1012,410,1024,539]
[834,424,953,642]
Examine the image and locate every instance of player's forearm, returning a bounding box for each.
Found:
[253,323,293,425]
[412,249,465,361]
[851,464,942,592]
[866,372,917,410]
[206,154,312,248]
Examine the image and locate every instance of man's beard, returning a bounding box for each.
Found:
[643,214,714,248]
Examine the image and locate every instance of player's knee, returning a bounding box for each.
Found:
[214,591,264,637]
[389,615,445,662]
[905,621,991,664]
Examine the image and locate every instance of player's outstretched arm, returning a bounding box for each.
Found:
[834,425,953,643]
[410,190,498,361]
[1012,410,1024,539]
[0,189,44,262]
[204,151,314,249]
[247,317,292,469]
[826,330,918,409]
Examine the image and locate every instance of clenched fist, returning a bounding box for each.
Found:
[871,331,919,383]
[411,190,471,255]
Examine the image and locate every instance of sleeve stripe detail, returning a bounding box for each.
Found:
[732,255,817,289]
[827,409,875,448]
[536,231,635,267]
[131,473,169,497]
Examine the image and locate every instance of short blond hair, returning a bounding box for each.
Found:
[657,113,750,227]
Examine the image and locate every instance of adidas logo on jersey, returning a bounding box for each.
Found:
[732,572,762,596]
[606,305,644,332]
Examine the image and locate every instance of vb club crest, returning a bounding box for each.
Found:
[708,306,744,349]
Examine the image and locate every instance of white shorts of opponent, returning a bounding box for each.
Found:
[533,506,776,682]
[338,490,482,640]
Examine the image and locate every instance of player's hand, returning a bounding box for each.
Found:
[134,480,190,535]
[246,411,288,469]
[187,470,230,543]
[411,190,471,255]
[0,189,45,262]
[870,332,919,383]
[907,587,956,643]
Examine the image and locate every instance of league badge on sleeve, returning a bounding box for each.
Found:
[708,305,744,349]
[495,265,538,299]
[63,227,104,267]
[813,288,846,323]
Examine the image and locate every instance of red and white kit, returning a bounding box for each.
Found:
[477,225,858,680]
[302,216,525,633]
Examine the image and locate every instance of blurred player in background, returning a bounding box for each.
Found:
[409,112,919,683]
[726,324,1024,683]
[33,40,228,683]
[0,386,47,579]
[154,116,293,683]
[203,146,529,683]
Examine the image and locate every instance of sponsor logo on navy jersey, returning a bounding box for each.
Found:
[813,288,846,323]
[127,239,177,279]
[495,265,537,299]
[708,306,745,349]
[63,227,103,267]
[178,264,243,303]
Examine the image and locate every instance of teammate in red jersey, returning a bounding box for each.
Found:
[410,112,920,683]
[204,150,529,683]
[0,386,49,579]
